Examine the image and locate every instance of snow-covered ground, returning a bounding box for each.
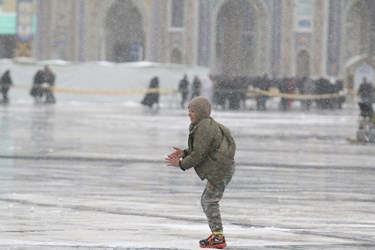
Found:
[0,96,374,249]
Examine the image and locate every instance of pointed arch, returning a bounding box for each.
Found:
[170,48,183,64]
[344,55,375,90]
[343,0,373,60]
[213,0,268,77]
[296,50,311,77]
[105,0,146,62]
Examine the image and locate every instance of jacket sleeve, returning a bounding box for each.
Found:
[180,122,213,170]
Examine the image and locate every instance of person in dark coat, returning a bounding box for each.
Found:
[301,77,316,111]
[256,74,270,111]
[166,96,236,249]
[43,66,56,104]
[279,77,290,111]
[141,76,160,108]
[0,70,13,104]
[30,69,45,104]
[178,74,189,108]
[358,77,375,104]
[190,76,202,100]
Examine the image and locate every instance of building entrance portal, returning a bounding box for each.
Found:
[296,50,311,77]
[216,0,257,77]
[344,56,375,93]
[106,0,145,62]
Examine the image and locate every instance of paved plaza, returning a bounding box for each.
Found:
[0,102,374,249]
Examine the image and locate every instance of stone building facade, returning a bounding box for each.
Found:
[11,0,375,88]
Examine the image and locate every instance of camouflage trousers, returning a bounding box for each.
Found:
[201,164,235,233]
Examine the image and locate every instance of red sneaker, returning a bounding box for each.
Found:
[199,234,227,249]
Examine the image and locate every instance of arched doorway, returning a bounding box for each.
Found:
[296,50,310,77]
[215,0,259,77]
[170,48,182,64]
[344,0,373,60]
[105,0,145,62]
[345,56,375,90]
[344,0,375,90]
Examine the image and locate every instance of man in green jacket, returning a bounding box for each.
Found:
[166,96,236,249]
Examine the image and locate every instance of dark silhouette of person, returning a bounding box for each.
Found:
[30,69,45,104]
[141,76,160,108]
[0,70,13,104]
[256,74,270,111]
[30,66,56,104]
[43,66,56,104]
[190,76,202,100]
[358,77,375,104]
[178,74,189,108]
[279,77,290,111]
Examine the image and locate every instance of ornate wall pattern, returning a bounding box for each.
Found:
[27,0,375,82]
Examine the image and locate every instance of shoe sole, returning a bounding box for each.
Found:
[200,243,227,249]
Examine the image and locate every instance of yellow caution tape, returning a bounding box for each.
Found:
[53,87,177,95]
[248,88,345,100]
[10,84,351,100]
[12,84,177,95]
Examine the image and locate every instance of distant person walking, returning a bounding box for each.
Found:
[279,77,290,111]
[0,70,13,104]
[178,74,189,108]
[358,77,375,104]
[190,76,202,100]
[141,76,160,108]
[166,96,236,249]
[30,69,45,104]
[30,66,56,104]
[256,74,270,111]
[301,77,316,111]
[43,66,56,104]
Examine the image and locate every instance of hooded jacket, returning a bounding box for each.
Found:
[180,116,236,186]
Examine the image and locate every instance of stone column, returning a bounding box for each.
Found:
[280,0,294,76]
[311,0,325,77]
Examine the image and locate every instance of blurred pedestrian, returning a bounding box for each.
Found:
[190,75,202,100]
[141,76,160,108]
[279,77,290,111]
[178,74,189,108]
[256,74,270,111]
[301,77,316,111]
[43,66,56,104]
[287,78,296,109]
[165,96,236,249]
[30,69,45,104]
[0,70,13,104]
[358,77,374,104]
